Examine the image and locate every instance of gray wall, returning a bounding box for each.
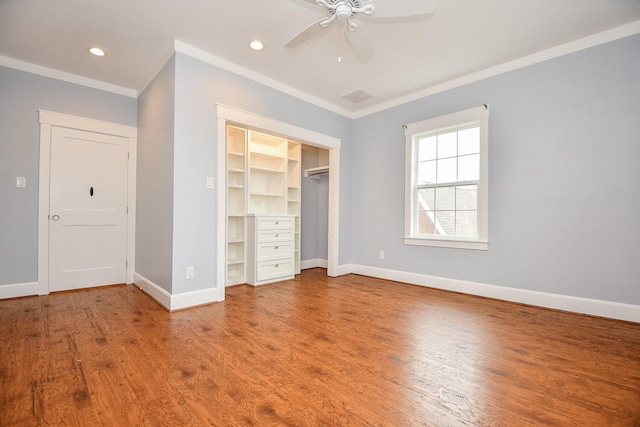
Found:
[159,52,352,295]
[351,34,640,305]
[136,55,176,293]
[0,66,137,286]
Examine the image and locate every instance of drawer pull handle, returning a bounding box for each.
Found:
[275,221,279,225]
[275,234,279,238]
[275,246,279,250]
[275,264,279,268]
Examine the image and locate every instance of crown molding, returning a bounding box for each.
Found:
[0,55,137,98]
[352,20,640,119]
[174,40,353,118]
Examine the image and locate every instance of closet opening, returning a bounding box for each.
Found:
[215,105,340,293]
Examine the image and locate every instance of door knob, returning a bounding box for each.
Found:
[52,215,60,221]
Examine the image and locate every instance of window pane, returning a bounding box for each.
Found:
[417,160,436,184]
[417,207,435,235]
[437,132,457,158]
[456,211,478,238]
[435,211,455,236]
[418,188,435,210]
[456,185,477,210]
[418,136,437,161]
[435,186,455,210]
[437,158,456,183]
[458,127,480,155]
[458,154,479,182]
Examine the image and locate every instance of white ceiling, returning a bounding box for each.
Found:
[1,0,640,117]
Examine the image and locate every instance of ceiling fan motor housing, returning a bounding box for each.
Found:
[335,4,353,21]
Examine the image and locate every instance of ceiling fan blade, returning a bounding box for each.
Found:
[345,20,373,63]
[285,18,328,49]
[362,0,436,18]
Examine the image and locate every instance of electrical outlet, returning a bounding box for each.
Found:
[379,251,385,260]
[186,266,195,279]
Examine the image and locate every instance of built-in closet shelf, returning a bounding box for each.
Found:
[251,192,284,197]
[251,151,286,161]
[226,125,302,286]
[250,166,285,174]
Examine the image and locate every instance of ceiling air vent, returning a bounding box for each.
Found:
[342,88,375,104]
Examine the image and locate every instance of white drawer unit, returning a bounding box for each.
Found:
[246,214,296,286]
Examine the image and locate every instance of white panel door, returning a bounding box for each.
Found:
[49,126,128,292]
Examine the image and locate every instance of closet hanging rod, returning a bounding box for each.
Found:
[304,165,329,179]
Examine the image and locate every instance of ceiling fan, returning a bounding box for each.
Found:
[285,0,436,63]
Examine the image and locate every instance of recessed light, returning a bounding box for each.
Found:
[89,47,106,57]
[249,40,264,51]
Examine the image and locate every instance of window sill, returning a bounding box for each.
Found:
[404,237,488,251]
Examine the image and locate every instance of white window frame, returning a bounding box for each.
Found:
[404,105,489,250]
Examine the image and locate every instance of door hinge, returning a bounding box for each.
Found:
[127,206,129,214]
[126,261,128,268]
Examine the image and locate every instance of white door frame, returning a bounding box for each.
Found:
[215,105,341,291]
[37,110,137,295]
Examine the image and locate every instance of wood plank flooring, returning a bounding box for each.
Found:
[1,268,639,426]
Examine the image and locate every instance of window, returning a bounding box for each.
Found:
[404,106,489,250]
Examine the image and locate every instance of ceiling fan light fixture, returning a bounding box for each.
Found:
[249,40,264,51]
[89,47,105,57]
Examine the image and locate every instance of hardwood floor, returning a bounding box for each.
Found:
[1,268,639,426]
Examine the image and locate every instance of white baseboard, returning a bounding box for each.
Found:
[348,264,640,324]
[170,287,222,311]
[301,259,328,270]
[335,263,355,277]
[133,272,223,311]
[133,273,171,310]
[0,282,39,300]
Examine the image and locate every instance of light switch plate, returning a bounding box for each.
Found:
[206,177,214,189]
[16,177,26,188]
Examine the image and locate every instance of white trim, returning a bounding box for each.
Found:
[301,259,328,270]
[38,110,137,295]
[327,148,340,277]
[126,138,137,284]
[215,104,341,286]
[0,282,39,300]
[39,110,137,137]
[350,264,640,324]
[335,264,355,277]
[0,55,137,98]
[134,272,226,312]
[134,273,171,310]
[403,237,488,251]
[169,288,221,311]
[353,20,640,119]
[404,106,489,250]
[175,41,352,118]
[216,115,228,298]
[215,105,341,150]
